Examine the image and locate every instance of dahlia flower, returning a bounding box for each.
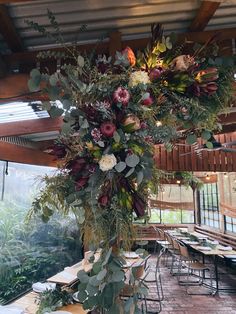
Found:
[99,154,117,172]
[129,71,150,87]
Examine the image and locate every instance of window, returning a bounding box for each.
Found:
[225,216,236,234]
[199,182,220,228]
[0,161,82,304]
[149,184,195,224]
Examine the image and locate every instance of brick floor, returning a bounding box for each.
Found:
[145,256,236,314]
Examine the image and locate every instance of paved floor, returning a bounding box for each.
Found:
[146,256,236,314]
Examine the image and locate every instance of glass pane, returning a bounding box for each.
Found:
[0,162,83,303]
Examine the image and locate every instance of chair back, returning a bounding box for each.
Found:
[165,232,173,247]
[172,236,180,251]
[156,247,166,271]
[132,254,151,279]
[178,241,190,259]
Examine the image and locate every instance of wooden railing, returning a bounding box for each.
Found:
[154,132,236,172]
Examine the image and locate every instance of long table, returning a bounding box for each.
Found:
[11,252,143,313]
[171,230,236,293]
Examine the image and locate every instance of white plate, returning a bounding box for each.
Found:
[218,246,232,251]
[196,246,212,251]
[32,282,56,293]
[184,241,199,245]
[49,311,72,314]
[0,305,25,314]
[123,252,139,259]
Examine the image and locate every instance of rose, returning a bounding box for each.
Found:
[98,195,109,206]
[123,114,141,131]
[99,154,117,172]
[129,70,150,87]
[100,121,116,137]
[113,87,130,106]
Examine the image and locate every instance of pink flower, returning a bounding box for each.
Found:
[140,121,148,129]
[91,128,102,142]
[100,121,116,137]
[142,92,154,106]
[113,87,130,106]
[98,195,109,207]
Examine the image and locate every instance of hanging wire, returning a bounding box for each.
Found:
[1,161,8,201]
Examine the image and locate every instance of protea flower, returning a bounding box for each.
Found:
[201,82,218,95]
[195,67,218,83]
[149,67,163,81]
[123,46,136,67]
[100,121,116,137]
[132,193,146,217]
[113,87,130,106]
[98,195,109,207]
[123,114,141,131]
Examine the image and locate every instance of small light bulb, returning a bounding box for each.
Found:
[224,172,228,178]
[176,180,181,184]
[156,121,162,127]
[206,174,210,180]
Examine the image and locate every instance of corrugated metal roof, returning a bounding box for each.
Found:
[6,0,200,51]
[0,101,49,123]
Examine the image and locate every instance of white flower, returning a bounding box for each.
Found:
[129,71,150,87]
[99,154,117,172]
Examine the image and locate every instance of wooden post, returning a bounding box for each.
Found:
[109,31,122,60]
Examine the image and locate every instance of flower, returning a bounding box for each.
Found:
[201,82,218,95]
[99,154,117,171]
[149,67,163,81]
[48,144,66,159]
[75,177,89,191]
[113,87,130,106]
[67,158,86,175]
[100,121,116,137]
[195,67,218,83]
[123,114,141,131]
[129,71,150,87]
[172,55,195,72]
[98,195,109,206]
[142,92,154,106]
[91,128,102,142]
[123,46,136,67]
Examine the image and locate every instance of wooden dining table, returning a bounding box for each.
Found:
[172,230,236,293]
[11,251,143,313]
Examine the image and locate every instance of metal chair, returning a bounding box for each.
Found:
[177,241,214,295]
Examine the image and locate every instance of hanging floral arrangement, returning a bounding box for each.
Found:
[27,16,235,313]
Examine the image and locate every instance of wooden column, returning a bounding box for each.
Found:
[109,31,122,60]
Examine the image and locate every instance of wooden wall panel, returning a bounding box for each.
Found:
[155,131,236,172]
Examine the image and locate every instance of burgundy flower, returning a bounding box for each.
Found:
[140,121,148,129]
[142,92,154,106]
[113,87,130,106]
[49,144,66,159]
[87,163,96,174]
[100,121,116,137]
[144,136,154,144]
[91,128,102,142]
[98,195,109,207]
[67,158,86,175]
[149,67,163,81]
[75,177,89,191]
[201,82,218,95]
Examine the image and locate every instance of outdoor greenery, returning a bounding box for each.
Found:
[0,162,83,304]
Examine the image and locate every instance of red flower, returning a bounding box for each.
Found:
[98,195,109,207]
[142,92,154,106]
[75,177,89,191]
[100,121,116,137]
[113,87,130,106]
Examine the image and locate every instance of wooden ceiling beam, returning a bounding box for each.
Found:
[0,141,56,167]
[189,1,220,32]
[0,4,24,52]
[0,117,62,137]
[2,27,236,69]
[0,0,33,2]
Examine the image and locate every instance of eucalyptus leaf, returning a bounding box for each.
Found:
[125,154,140,168]
[115,161,126,173]
[113,131,120,143]
[201,130,212,141]
[186,133,197,145]
[137,170,144,185]
[48,106,64,118]
[77,270,90,284]
[111,270,124,282]
[97,268,107,281]
[206,141,214,149]
[77,55,85,67]
[125,167,135,178]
